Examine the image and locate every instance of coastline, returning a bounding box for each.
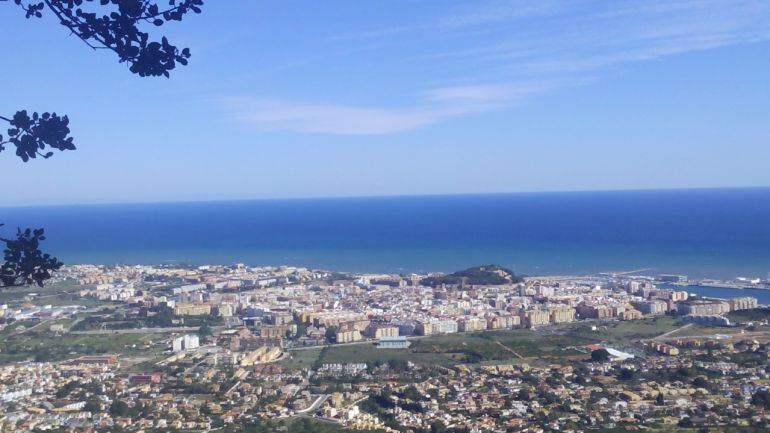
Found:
[3,188,769,280]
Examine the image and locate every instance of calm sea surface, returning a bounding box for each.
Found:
[676,286,770,304]
[1,188,769,279]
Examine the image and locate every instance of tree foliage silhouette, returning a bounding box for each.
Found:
[1,0,203,288]
[10,0,202,77]
[0,110,75,162]
[0,226,63,287]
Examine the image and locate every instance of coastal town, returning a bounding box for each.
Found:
[1,263,769,432]
[3,1,770,433]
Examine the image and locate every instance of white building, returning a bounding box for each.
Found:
[172,334,200,352]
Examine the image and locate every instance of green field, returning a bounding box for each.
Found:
[280,347,324,370]
[562,316,684,344]
[0,278,103,306]
[308,326,598,368]
[410,328,591,362]
[319,343,456,366]
[727,308,770,322]
[310,318,693,368]
[0,332,166,364]
[223,417,384,433]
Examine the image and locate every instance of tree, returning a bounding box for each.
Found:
[590,348,610,362]
[516,388,531,401]
[430,420,448,433]
[325,326,338,343]
[750,390,770,409]
[677,417,693,428]
[1,0,203,289]
[199,324,212,339]
[7,0,201,78]
[692,376,710,389]
[618,368,635,381]
[1,226,63,287]
[109,399,129,417]
[84,398,102,413]
[0,110,75,162]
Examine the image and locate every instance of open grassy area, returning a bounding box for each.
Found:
[313,327,597,368]
[665,324,745,338]
[330,316,686,366]
[562,316,684,344]
[231,417,383,433]
[122,357,166,373]
[280,347,324,370]
[27,295,116,308]
[318,343,455,367]
[0,278,98,306]
[0,332,166,364]
[411,328,591,362]
[727,307,770,322]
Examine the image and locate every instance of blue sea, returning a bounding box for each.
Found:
[663,285,770,305]
[1,188,770,279]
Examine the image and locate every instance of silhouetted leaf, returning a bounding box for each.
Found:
[0,110,76,163]
[0,226,62,288]
[3,0,203,289]
[12,0,203,77]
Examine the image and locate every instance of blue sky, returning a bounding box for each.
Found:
[2,0,770,205]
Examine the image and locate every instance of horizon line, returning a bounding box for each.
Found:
[2,185,770,209]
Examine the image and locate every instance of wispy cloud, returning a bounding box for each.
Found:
[329,0,566,41]
[227,0,770,135]
[225,101,465,135]
[222,81,547,135]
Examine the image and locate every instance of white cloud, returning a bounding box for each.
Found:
[424,84,526,102]
[226,100,454,135]
[224,81,551,135]
[227,0,770,135]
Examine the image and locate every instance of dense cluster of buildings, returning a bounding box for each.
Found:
[8,265,755,348]
[1,264,768,431]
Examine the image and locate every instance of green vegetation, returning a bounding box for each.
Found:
[666,324,745,339]
[727,308,770,322]
[0,278,89,304]
[0,332,164,364]
[308,318,723,368]
[280,347,324,370]
[751,390,770,409]
[319,343,453,367]
[412,329,588,362]
[315,327,591,368]
[591,348,610,362]
[728,351,768,368]
[220,417,386,433]
[359,391,402,430]
[420,264,523,287]
[564,316,684,344]
[71,308,223,331]
[109,399,130,417]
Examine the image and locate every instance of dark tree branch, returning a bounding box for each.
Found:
[2,0,203,289]
[43,0,104,51]
[10,0,203,77]
[0,110,75,162]
[1,225,62,288]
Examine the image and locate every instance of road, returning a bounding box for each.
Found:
[11,318,55,336]
[70,326,200,335]
[611,268,653,276]
[653,329,770,342]
[649,323,693,341]
[297,394,329,415]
